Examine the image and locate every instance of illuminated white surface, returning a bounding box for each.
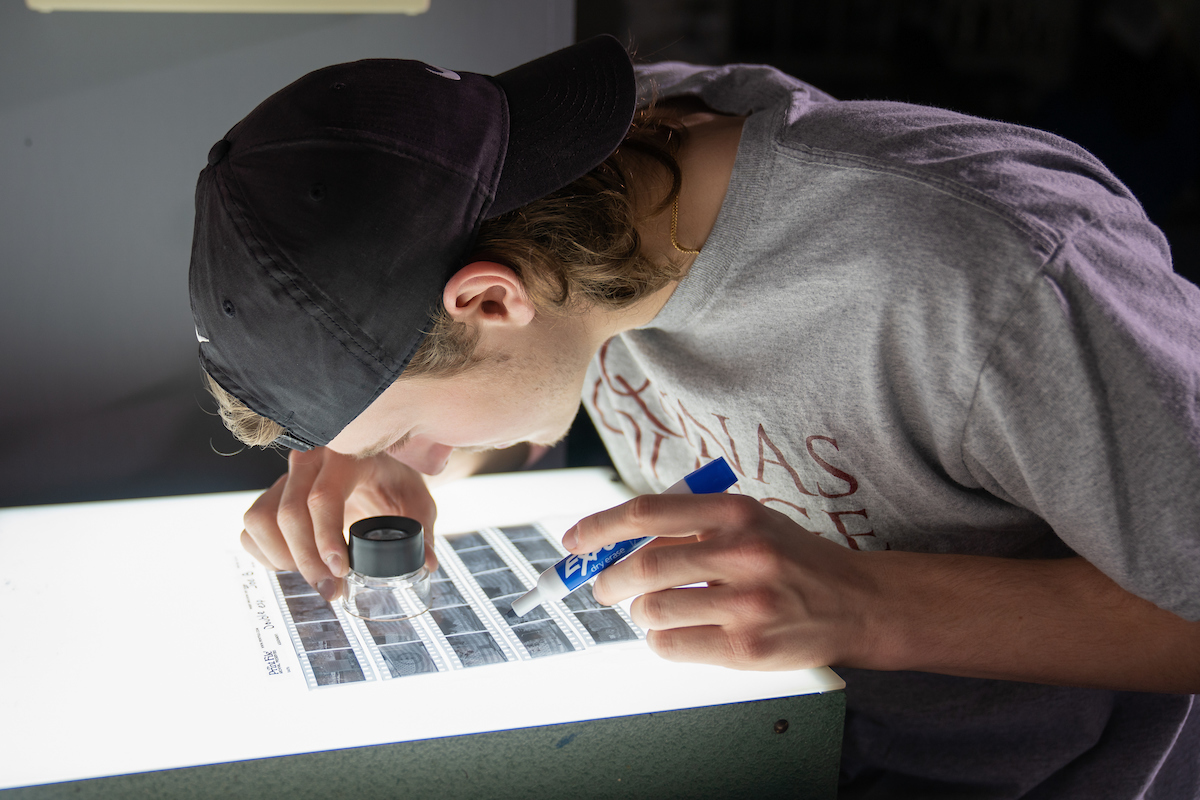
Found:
[0,468,843,790]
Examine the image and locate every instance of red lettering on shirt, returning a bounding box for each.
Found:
[806,435,858,498]
[825,509,886,550]
[589,377,622,435]
[760,497,815,526]
[676,400,745,476]
[590,344,885,550]
[597,341,682,438]
[756,424,817,496]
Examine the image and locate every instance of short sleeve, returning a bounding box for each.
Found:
[961,208,1200,620]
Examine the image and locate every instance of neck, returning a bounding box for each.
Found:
[616,108,747,329]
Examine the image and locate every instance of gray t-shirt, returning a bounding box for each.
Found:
[583,62,1200,798]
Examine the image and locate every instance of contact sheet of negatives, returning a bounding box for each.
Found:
[271,523,644,689]
[0,470,848,793]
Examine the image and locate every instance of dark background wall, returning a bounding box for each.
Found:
[2,0,1196,507]
[0,0,573,506]
[579,0,1199,283]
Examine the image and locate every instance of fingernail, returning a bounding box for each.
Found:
[316,578,337,602]
[325,552,343,575]
[562,528,578,550]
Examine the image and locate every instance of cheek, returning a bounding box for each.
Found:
[470,396,523,429]
[386,442,452,476]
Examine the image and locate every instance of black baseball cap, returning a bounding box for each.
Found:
[189,35,636,451]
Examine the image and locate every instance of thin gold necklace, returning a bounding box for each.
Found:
[670,193,701,255]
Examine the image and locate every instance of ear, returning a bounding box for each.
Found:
[442,261,535,329]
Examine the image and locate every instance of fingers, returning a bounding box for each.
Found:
[591,538,724,606]
[562,492,851,671]
[566,493,752,553]
[349,458,439,571]
[576,494,768,606]
[644,626,730,667]
[645,626,795,670]
[368,458,438,538]
[242,474,297,572]
[240,529,282,571]
[629,585,732,630]
[240,449,443,603]
[276,449,344,600]
[632,585,825,670]
[424,537,440,573]
[377,474,438,572]
[307,454,368,579]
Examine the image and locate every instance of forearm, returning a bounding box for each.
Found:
[858,552,1200,693]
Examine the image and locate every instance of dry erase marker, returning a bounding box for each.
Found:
[510,458,738,617]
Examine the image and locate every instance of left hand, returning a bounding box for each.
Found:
[564,492,872,671]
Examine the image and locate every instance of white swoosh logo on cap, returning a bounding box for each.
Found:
[426,66,461,81]
[196,326,210,344]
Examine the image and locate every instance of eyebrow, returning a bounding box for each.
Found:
[355,429,413,460]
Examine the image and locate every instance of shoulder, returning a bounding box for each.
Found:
[638,62,1148,246]
[777,99,1139,223]
[634,61,833,116]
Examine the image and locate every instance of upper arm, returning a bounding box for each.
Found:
[961,217,1200,621]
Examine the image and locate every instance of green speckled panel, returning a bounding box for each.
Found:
[4,692,844,799]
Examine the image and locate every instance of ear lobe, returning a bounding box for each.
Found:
[442,261,535,328]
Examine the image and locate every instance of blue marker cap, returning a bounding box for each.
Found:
[683,457,737,495]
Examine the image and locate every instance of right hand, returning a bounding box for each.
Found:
[241,447,438,600]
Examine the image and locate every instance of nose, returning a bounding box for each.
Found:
[385,437,453,476]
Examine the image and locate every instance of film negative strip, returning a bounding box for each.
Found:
[270,570,376,689]
[268,523,646,689]
[485,524,644,649]
[437,528,588,663]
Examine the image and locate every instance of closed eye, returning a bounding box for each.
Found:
[356,430,413,460]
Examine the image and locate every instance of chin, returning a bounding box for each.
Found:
[533,421,574,450]
[524,398,583,450]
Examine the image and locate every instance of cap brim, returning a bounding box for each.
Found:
[488,35,636,218]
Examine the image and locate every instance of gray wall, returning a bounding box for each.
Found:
[0,0,573,505]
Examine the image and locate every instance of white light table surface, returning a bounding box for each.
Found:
[0,468,845,798]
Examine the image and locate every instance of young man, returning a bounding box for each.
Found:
[190,35,1200,798]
